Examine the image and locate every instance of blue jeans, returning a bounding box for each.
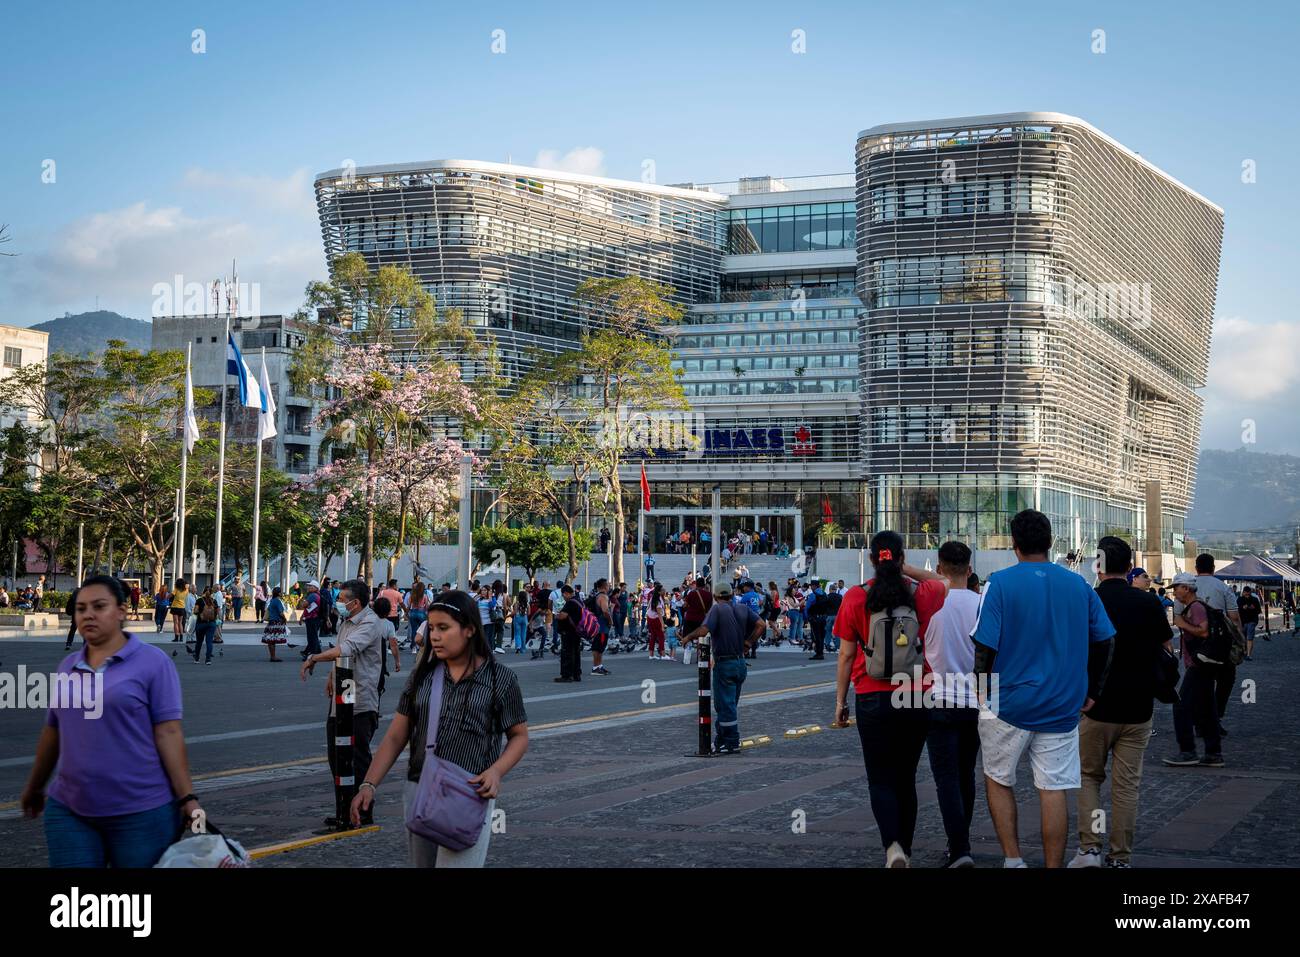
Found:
[408,611,427,645]
[513,616,527,651]
[194,622,216,661]
[232,597,243,620]
[1243,622,1257,644]
[45,797,180,868]
[824,615,839,652]
[712,658,748,749]
[667,625,679,650]
[787,610,803,642]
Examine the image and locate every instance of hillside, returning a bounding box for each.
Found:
[30,311,151,356]
[1188,448,1300,532]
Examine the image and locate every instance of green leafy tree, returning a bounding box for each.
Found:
[472,524,593,585]
[571,276,693,583]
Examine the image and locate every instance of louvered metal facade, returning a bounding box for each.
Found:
[856,112,1223,552]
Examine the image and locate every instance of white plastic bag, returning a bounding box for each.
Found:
[681,644,697,665]
[155,832,252,868]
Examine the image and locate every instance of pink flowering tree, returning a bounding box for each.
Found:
[309,345,477,586]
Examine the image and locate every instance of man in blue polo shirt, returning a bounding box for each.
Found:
[972,510,1114,868]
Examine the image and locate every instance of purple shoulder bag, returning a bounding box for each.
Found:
[404,660,490,851]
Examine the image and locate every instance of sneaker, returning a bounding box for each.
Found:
[712,744,740,755]
[1003,859,1028,868]
[943,853,975,869]
[885,842,910,869]
[1067,848,1103,869]
[591,666,610,676]
[493,647,506,654]
[1163,751,1201,767]
[1104,857,1132,869]
[205,659,212,665]
[1199,753,1225,768]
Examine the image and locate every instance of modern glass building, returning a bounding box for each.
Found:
[314,113,1223,555]
[857,113,1223,556]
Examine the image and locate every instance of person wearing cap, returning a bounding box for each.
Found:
[681,583,766,753]
[1163,572,1223,768]
[301,580,323,659]
[1127,567,1152,591]
[1068,537,1173,868]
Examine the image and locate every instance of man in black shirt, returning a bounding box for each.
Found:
[552,584,584,683]
[1237,586,1262,660]
[1068,536,1173,869]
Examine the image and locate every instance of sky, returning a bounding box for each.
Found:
[1,0,1296,453]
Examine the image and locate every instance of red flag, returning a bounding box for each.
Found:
[640,462,651,512]
[821,495,833,521]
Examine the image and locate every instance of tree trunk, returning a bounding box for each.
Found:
[610,470,625,583]
[364,439,377,587]
[564,516,578,584]
[151,555,166,596]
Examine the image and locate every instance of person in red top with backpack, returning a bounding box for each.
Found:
[833,530,948,869]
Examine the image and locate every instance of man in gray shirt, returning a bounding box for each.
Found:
[301,578,385,826]
[681,584,766,753]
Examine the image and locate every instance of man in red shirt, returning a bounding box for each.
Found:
[833,530,947,868]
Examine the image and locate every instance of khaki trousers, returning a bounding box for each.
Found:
[1077,714,1151,862]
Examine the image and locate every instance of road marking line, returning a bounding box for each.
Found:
[528,681,833,733]
[249,825,380,860]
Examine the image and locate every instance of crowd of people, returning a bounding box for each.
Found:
[18,506,1285,870]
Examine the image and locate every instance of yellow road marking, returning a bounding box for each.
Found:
[0,757,328,812]
[194,756,326,781]
[249,825,380,860]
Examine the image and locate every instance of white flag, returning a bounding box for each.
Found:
[257,352,277,441]
[184,364,201,453]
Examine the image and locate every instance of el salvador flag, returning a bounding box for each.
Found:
[226,333,266,411]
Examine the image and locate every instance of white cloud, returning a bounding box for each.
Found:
[0,200,321,325]
[1200,315,1300,454]
[1205,316,1300,401]
[181,167,317,217]
[532,147,606,177]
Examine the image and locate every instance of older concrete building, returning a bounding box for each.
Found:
[0,323,49,431]
[150,314,327,476]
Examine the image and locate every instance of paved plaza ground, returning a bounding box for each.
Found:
[2,616,1297,868]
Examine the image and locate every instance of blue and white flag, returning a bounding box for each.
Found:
[226,333,265,410]
[257,351,277,441]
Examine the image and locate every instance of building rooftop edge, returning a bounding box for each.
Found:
[313,159,730,203]
[856,111,1223,215]
[0,322,50,338]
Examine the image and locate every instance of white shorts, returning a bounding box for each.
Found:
[978,711,1080,790]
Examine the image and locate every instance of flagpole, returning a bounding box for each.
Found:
[177,341,192,583]
[250,347,265,598]
[213,316,230,588]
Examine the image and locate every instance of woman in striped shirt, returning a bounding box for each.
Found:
[352,590,528,867]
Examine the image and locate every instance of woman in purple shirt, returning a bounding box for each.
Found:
[21,575,204,867]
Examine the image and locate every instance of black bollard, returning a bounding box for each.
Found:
[696,635,712,756]
[333,655,356,830]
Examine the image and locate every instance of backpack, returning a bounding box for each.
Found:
[198,598,216,623]
[490,596,505,623]
[855,583,922,681]
[1188,601,1239,666]
[575,601,601,641]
